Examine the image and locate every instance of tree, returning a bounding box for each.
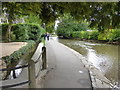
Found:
[24,13,42,25]
[2,2,42,42]
[2,2,119,41]
[86,2,120,32]
[56,14,89,38]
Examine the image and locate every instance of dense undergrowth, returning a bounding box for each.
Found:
[57,29,120,43]
[0,23,45,42]
[70,29,120,42]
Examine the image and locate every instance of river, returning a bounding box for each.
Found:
[55,38,119,86]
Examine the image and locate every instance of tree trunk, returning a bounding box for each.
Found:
[6,14,13,42]
[6,24,12,42]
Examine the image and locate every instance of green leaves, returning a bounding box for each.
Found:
[56,14,89,38]
[2,40,36,66]
[1,23,45,42]
[2,2,119,33]
[25,14,42,25]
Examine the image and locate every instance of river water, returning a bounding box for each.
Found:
[57,38,119,86]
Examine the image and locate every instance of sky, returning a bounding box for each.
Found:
[54,19,60,30]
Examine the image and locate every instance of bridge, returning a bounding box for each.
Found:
[0,37,114,89]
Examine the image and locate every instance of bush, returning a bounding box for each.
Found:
[12,23,44,41]
[71,32,81,38]
[89,30,99,40]
[60,29,120,42]
[83,31,89,39]
[12,24,29,41]
[107,29,120,41]
[72,31,97,40]
[2,40,36,66]
[1,23,45,42]
[2,40,37,79]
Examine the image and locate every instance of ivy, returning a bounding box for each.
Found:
[2,40,36,66]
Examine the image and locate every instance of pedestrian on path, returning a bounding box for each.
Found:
[47,32,50,41]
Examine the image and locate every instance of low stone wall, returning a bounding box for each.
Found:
[59,43,115,88]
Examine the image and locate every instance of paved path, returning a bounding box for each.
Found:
[43,38,92,88]
[0,42,27,58]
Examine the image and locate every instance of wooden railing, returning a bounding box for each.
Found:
[0,46,47,89]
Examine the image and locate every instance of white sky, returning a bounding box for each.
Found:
[54,20,60,30]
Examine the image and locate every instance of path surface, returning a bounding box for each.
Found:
[0,42,27,58]
[43,38,92,88]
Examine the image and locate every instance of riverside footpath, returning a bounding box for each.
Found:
[42,38,92,88]
[41,37,116,89]
[1,37,116,89]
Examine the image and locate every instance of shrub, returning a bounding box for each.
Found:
[27,24,41,41]
[12,24,29,41]
[2,40,36,66]
[2,40,37,79]
[107,29,120,41]
[1,23,45,42]
[84,31,89,39]
[89,30,99,40]
[71,32,81,38]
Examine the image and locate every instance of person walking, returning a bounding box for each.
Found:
[47,33,50,41]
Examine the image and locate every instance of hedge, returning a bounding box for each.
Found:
[1,40,37,79]
[1,23,45,42]
[70,29,120,41]
[2,40,36,66]
[71,30,98,40]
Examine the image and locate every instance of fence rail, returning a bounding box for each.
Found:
[0,46,47,89]
[0,64,29,72]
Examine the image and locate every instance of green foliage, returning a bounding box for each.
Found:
[25,14,42,25]
[12,24,29,41]
[57,14,89,38]
[1,24,9,41]
[46,22,55,33]
[89,30,99,40]
[1,23,45,42]
[2,40,36,66]
[27,24,41,41]
[71,30,98,40]
[105,29,120,41]
[98,32,108,40]
[71,30,120,42]
[71,32,81,38]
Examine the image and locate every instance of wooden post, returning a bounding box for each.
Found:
[13,70,16,79]
[42,46,47,70]
[28,59,36,88]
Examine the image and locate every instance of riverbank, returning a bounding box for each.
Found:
[59,37,120,45]
[58,38,119,89]
[57,40,118,88]
[78,39,119,45]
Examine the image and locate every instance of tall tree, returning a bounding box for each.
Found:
[2,2,42,42]
[2,2,119,41]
